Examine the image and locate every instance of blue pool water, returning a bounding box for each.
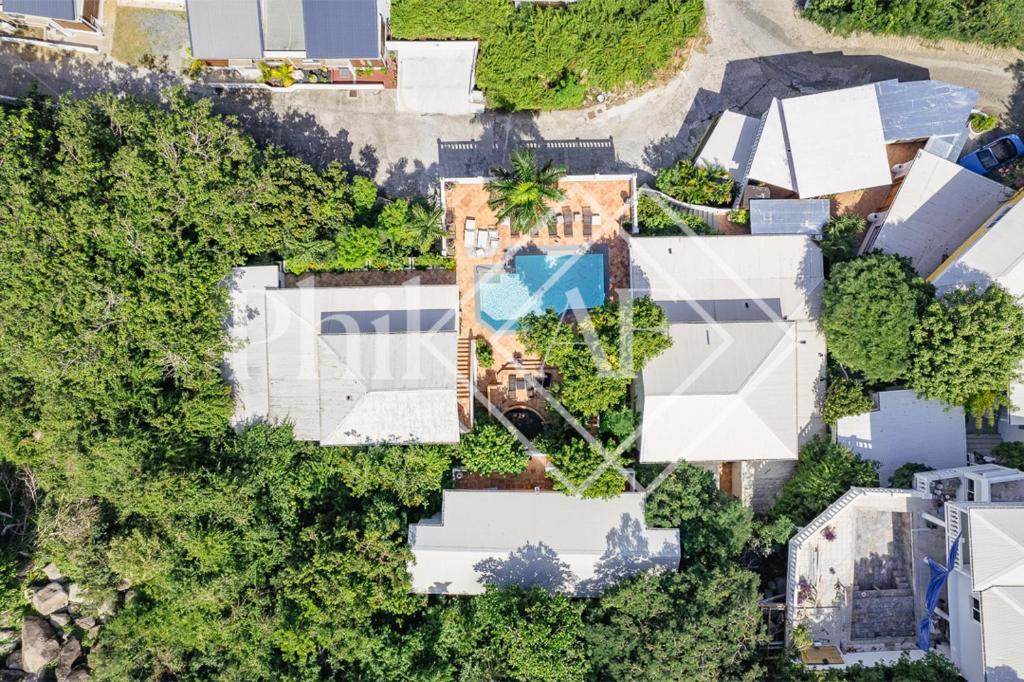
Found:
[477,251,606,332]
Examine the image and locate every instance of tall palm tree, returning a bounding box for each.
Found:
[407,201,446,253]
[486,149,567,234]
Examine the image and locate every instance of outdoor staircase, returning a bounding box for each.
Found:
[456,338,473,403]
[967,433,1003,459]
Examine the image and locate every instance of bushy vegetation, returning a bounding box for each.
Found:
[391,0,704,110]
[908,284,1024,407]
[518,297,672,418]
[823,376,874,425]
[458,421,530,475]
[769,436,878,527]
[889,462,932,488]
[817,214,866,267]
[654,159,734,207]
[969,112,999,134]
[475,336,494,368]
[803,0,1024,50]
[547,438,628,498]
[992,441,1024,471]
[781,651,960,681]
[822,253,934,383]
[635,194,716,236]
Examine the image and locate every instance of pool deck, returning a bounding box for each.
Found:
[443,175,635,417]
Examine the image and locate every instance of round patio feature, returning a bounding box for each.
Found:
[504,407,544,439]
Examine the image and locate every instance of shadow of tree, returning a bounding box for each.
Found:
[474,541,577,594]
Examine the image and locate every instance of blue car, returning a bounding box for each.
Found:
[959,134,1024,176]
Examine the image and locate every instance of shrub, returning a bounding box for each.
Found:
[726,208,748,225]
[889,462,932,489]
[459,422,530,475]
[654,160,734,207]
[964,389,1010,429]
[599,406,639,443]
[770,436,878,526]
[822,253,933,383]
[475,337,494,368]
[823,377,874,425]
[790,624,812,652]
[817,214,865,266]
[547,439,628,499]
[969,112,999,134]
[992,442,1024,471]
[635,195,715,236]
[909,284,1024,407]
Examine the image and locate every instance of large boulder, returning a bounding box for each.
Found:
[6,648,23,670]
[66,584,83,606]
[56,636,81,682]
[20,615,60,673]
[32,582,68,616]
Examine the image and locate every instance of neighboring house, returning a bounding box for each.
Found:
[408,490,680,596]
[730,80,976,201]
[629,234,827,510]
[749,199,830,236]
[860,150,1013,275]
[928,190,1024,444]
[835,389,968,486]
[185,0,389,68]
[0,0,101,32]
[788,464,1024,681]
[223,265,462,446]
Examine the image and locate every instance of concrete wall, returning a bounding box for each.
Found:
[744,459,797,513]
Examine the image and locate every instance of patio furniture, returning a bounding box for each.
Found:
[488,229,500,253]
[582,206,593,239]
[463,227,476,249]
[562,207,573,237]
[476,228,489,252]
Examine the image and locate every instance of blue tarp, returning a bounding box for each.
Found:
[919,533,961,651]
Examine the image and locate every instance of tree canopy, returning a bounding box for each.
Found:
[487,149,566,234]
[821,253,933,383]
[908,284,1024,407]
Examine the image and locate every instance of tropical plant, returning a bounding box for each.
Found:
[654,160,734,207]
[909,284,1024,407]
[969,112,999,134]
[727,208,749,225]
[823,376,874,425]
[817,214,866,266]
[821,253,934,383]
[635,195,715,236]
[547,438,628,499]
[458,422,529,475]
[889,462,932,489]
[257,61,297,87]
[475,337,494,368]
[992,442,1024,471]
[486,149,566,235]
[770,436,878,527]
[407,201,446,253]
[790,624,813,652]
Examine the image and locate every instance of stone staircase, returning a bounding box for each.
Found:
[851,588,916,640]
[456,338,473,429]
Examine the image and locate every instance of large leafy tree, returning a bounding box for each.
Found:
[821,253,933,383]
[487,149,566,234]
[585,566,766,682]
[458,421,530,475]
[909,284,1024,407]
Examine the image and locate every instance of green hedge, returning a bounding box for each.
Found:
[804,0,1024,50]
[391,0,704,110]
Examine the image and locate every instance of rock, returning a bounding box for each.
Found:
[20,616,59,673]
[49,613,70,629]
[0,670,26,682]
[73,617,94,631]
[0,629,17,656]
[123,591,135,605]
[66,585,83,605]
[31,582,68,616]
[7,648,23,670]
[115,578,131,592]
[95,600,114,619]
[65,670,88,682]
[56,637,81,682]
[86,627,99,640]
[41,563,62,582]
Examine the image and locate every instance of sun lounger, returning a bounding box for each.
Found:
[476,228,489,252]
[562,207,573,237]
[488,229,500,251]
[463,227,476,249]
[582,207,593,239]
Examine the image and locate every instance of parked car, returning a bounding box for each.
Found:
[959,134,1024,176]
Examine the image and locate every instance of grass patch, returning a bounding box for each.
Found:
[112,7,186,69]
[391,0,704,110]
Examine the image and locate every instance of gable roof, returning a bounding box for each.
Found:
[302,0,380,59]
[224,267,460,445]
[866,151,1012,275]
[185,0,264,59]
[747,99,795,192]
[969,505,1024,592]
[3,0,76,20]
[695,110,761,182]
[408,490,680,596]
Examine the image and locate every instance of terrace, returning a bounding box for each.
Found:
[443,175,636,417]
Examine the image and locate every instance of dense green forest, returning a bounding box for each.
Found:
[804,0,1024,49]
[391,0,704,110]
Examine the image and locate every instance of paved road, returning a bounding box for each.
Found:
[1,0,1021,195]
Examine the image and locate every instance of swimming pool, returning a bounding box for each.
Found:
[476,250,606,332]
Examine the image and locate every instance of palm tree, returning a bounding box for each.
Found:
[407,201,446,253]
[486,149,567,234]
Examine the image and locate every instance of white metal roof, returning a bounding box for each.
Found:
[629,234,825,322]
[931,198,1024,299]
[835,389,967,485]
[747,99,795,192]
[749,199,830,236]
[639,321,799,462]
[870,151,1011,275]
[980,586,1024,681]
[224,267,460,445]
[392,41,483,115]
[408,490,680,596]
[969,505,1024,592]
[696,110,761,182]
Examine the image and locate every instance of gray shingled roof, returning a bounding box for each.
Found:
[302,0,380,59]
[185,0,263,60]
[3,0,76,20]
